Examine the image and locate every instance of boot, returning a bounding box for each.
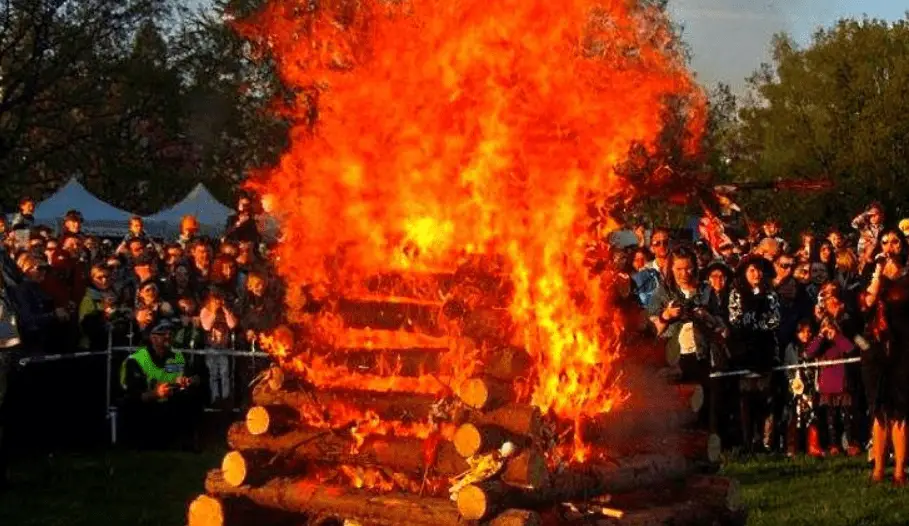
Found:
[807,425,824,458]
[786,417,798,457]
[842,410,862,456]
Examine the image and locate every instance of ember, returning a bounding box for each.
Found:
[188,1,745,525]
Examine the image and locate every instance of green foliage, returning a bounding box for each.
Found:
[725,17,909,232]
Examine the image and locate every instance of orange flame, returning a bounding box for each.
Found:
[244,0,704,455]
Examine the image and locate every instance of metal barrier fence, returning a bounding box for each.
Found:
[15,331,271,444]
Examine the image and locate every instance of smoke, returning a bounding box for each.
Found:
[668,0,837,93]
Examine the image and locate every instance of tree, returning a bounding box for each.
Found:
[729,17,909,232]
[171,0,288,204]
[0,0,175,206]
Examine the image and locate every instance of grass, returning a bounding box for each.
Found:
[1,449,908,525]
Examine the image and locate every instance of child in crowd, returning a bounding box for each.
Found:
[200,288,238,405]
[784,319,822,457]
[806,316,861,456]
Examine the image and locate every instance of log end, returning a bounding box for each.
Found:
[187,495,224,526]
[453,423,483,458]
[707,433,722,464]
[458,378,492,410]
[246,406,271,436]
[221,451,248,488]
[489,509,542,526]
[689,385,705,413]
[502,449,548,489]
[456,484,491,521]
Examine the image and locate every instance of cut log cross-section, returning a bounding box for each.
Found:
[453,423,526,458]
[246,405,300,436]
[457,376,514,410]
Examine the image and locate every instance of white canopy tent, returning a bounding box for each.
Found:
[34,177,134,237]
[143,183,233,237]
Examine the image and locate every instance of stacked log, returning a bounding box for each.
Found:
[188,265,741,526]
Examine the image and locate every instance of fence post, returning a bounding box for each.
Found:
[106,325,114,445]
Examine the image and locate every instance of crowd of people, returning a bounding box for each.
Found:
[3,186,909,487]
[0,193,286,460]
[610,201,909,485]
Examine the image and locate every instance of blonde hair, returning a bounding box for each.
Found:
[835,249,858,274]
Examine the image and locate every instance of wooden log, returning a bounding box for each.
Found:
[579,408,698,444]
[246,405,301,436]
[362,271,456,301]
[457,376,514,410]
[336,296,444,335]
[686,475,742,512]
[455,453,694,520]
[205,469,463,526]
[314,346,445,377]
[252,381,441,422]
[474,404,542,437]
[220,450,309,488]
[462,307,515,344]
[227,423,469,478]
[452,423,525,458]
[501,449,549,489]
[187,495,302,526]
[489,509,542,526]
[483,346,533,382]
[608,431,722,464]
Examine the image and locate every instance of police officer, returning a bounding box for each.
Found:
[119,320,201,448]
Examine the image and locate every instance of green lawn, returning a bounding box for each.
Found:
[1,450,907,525]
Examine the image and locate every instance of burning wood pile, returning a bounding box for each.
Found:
[186,0,745,523]
[187,263,744,526]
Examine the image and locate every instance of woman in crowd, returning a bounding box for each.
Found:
[728,255,781,452]
[861,229,909,484]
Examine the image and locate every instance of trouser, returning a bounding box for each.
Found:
[120,390,204,449]
[823,405,854,449]
[206,354,231,404]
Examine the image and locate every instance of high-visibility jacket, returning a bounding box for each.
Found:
[120,347,185,392]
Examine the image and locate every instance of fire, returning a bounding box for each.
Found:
[243,0,704,456]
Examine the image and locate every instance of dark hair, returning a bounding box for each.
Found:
[632,246,654,262]
[875,229,909,266]
[796,318,815,333]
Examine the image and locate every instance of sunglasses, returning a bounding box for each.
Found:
[778,263,794,270]
[651,240,668,247]
[882,238,901,245]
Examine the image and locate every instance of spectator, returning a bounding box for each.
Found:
[12,255,61,353]
[238,268,284,348]
[225,195,261,246]
[647,228,671,282]
[630,247,660,308]
[118,321,203,449]
[178,215,200,250]
[784,319,822,457]
[199,288,238,404]
[729,254,781,452]
[174,295,204,350]
[10,197,35,233]
[861,229,909,484]
[190,241,212,289]
[62,209,82,236]
[796,231,817,262]
[117,216,153,256]
[852,203,885,259]
[78,264,116,351]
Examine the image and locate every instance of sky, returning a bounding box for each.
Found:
[667,0,907,93]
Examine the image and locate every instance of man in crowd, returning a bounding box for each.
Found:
[119,321,203,449]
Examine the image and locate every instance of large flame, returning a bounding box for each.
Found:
[243,0,704,439]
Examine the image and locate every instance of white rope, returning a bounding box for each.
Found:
[709,356,862,379]
[18,347,271,366]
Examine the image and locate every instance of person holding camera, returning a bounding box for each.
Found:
[861,229,909,484]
